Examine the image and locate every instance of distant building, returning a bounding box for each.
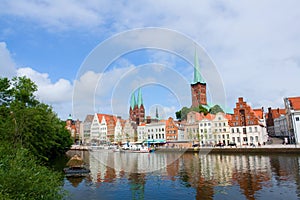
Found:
[229,97,268,146]
[90,113,118,144]
[191,49,207,107]
[114,118,124,143]
[137,123,147,142]
[82,114,94,144]
[123,119,137,142]
[265,107,286,137]
[65,114,80,142]
[145,121,166,141]
[274,115,289,138]
[165,117,179,141]
[284,97,300,144]
[129,88,145,125]
[211,112,232,145]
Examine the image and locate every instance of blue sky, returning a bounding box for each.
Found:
[1,1,300,120]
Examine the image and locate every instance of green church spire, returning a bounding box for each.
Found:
[130,92,136,109]
[137,88,143,108]
[193,48,204,84]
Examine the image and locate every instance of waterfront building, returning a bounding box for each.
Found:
[284,96,300,144]
[176,121,185,141]
[274,115,289,138]
[137,123,147,142]
[265,107,286,137]
[198,114,214,145]
[82,114,94,144]
[66,114,76,138]
[211,112,232,145]
[65,114,81,142]
[145,121,166,141]
[183,111,203,141]
[229,97,268,146]
[129,88,145,125]
[165,117,179,141]
[114,118,124,143]
[90,113,118,144]
[191,49,207,108]
[123,119,137,142]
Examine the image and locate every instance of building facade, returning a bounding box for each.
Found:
[82,114,94,144]
[165,117,179,141]
[229,97,268,146]
[145,122,166,141]
[284,97,300,144]
[129,88,145,125]
[211,112,232,146]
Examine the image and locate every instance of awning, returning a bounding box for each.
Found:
[146,139,166,143]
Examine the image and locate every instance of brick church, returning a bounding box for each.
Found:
[129,88,145,124]
[191,49,207,107]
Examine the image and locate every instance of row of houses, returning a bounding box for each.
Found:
[66,96,300,146]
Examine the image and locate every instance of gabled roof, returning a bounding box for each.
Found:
[204,113,215,120]
[97,114,117,125]
[253,109,263,119]
[84,114,94,123]
[265,108,285,119]
[288,97,300,110]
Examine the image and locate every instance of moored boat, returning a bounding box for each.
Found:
[64,154,90,177]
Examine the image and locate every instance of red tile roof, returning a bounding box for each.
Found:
[97,114,117,124]
[288,97,300,110]
[253,109,263,119]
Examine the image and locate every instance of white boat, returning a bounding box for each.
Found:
[121,144,154,153]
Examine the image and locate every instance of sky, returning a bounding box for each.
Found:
[1,0,300,120]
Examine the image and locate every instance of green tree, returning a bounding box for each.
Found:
[0,75,71,199]
[198,105,209,115]
[209,105,224,114]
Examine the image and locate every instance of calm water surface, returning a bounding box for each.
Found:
[63,150,300,200]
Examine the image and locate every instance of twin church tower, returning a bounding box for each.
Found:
[129,49,207,124]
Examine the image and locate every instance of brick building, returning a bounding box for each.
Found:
[129,88,145,125]
[191,49,207,107]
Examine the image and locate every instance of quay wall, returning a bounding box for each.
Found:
[155,147,300,154]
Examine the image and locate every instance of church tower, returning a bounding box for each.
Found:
[191,49,207,107]
[129,88,145,124]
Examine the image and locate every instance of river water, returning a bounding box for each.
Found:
[63,150,300,200]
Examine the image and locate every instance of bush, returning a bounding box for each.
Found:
[0,145,65,200]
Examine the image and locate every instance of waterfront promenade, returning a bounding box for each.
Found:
[70,143,300,153]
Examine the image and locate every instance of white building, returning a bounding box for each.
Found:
[211,112,231,145]
[82,114,94,144]
[114,118,123,143]
[137,124,147,142]
[123,120,136,142]
[285,97,300,144]
[145,122,166,141]
[199,116,213,145]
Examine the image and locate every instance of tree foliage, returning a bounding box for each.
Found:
[175,104,223,120]
[0,76,72,199]
[208,104,224,114]
[0,145,65,200]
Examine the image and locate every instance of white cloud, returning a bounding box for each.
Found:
[2,0,300,117]
[0,42,16,78]
[16,67,73,118]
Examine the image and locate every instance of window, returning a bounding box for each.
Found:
[296,117,300,121]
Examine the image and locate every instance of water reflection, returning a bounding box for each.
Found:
[65,151,300,200]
